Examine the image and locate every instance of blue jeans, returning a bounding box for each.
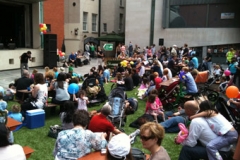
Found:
[207,130,238,160]
[178,145,209,160]
[160,116,185,133]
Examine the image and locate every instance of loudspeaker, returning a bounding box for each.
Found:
[44,34,57,52]
[0,43,3,49]
[44,34,58,68]
[8,43,16,49]
[159,38,164,46]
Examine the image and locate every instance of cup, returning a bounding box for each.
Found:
[27,87,31,91]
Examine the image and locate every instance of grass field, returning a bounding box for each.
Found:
[9,83,182,160]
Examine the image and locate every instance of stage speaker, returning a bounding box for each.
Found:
[8,43,16,49]
[44,34,57,52]
[44,34,58,68]
[0,43,3,49]
[159,38,164,46]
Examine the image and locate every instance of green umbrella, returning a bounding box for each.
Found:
[95,33,124,42]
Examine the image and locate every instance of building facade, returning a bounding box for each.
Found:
[125,0,240,63]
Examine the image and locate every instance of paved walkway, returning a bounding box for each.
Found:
[0,60,228,89]
[0,59,99,89]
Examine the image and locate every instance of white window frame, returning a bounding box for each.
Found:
[92,14,97,32]
[83,12,88,31]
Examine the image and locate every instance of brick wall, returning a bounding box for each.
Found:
[44,0,64,51]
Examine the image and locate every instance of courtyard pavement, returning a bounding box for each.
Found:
[0,59,99,89]
[0,59,228,89]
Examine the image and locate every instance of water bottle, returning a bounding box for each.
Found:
[129,129,140,144]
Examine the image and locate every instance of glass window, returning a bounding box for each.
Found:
[119,14,123,32]
[169,4,240,28]
[92,14,97,32]
[83,12,88,31]
[103,23,107,32]
[120,0,123,6]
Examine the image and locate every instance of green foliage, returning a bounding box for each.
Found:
[7,83,181,160]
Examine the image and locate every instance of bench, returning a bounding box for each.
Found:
[23,146,34,159]
[44,103,58,108]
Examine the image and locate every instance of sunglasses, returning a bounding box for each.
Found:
[140,135,154,141]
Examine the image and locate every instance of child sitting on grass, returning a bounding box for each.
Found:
[0,93,8,114]
[8,105,24,122]
[145,91,165,123]
[5,83,16,101]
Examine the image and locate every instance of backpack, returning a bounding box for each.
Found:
[131,148,146,160]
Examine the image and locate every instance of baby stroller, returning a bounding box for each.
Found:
[159,80,180,111]
[81,77,107,106]
[216,93,240,132]
[108,87,126,128]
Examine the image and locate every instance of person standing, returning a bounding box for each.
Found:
[128,41,133,57]
[206,49,213,76]
[20,51,32,77]
[90,43,95,58]
[85,42,90,53]
[97,46,104,66]
[226,48,235,65]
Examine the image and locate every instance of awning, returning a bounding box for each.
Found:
[95,33,124,42]
[0,0,45,4]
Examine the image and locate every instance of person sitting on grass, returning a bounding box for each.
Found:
[181,67,198,94]
[8,105,23,123]
[0,93,8,114]
[106,133,133,160]
[88,103,122,140]
[145,93,165,123]
[140,122,170,160]
[0,124,26,160]
[189,100,238,160]
[140,74,156,100]
[54,110,107,159]
[5,83,16,101]
[60,101,75,130]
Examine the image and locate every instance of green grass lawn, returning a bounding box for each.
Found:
[8,83,182,160]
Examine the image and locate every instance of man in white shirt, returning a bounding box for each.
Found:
[177,100,231,160]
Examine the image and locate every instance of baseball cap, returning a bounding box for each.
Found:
[108,133,131,159]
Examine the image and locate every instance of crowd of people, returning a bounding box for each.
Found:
[0,44,240,160]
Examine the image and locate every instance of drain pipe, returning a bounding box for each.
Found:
[150,0,155,45]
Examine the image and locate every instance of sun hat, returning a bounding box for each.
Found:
[108,133,131,159]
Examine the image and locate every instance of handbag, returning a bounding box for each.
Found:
[47,125,63,139]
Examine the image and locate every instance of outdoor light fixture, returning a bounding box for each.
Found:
[74,28,79,35]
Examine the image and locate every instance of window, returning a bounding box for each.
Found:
[46,24,51,32]
[120,0,123,6]
[103,23,107,32]
[83,12,88,31]
[119,14,123,32]
[92,14,97,32]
